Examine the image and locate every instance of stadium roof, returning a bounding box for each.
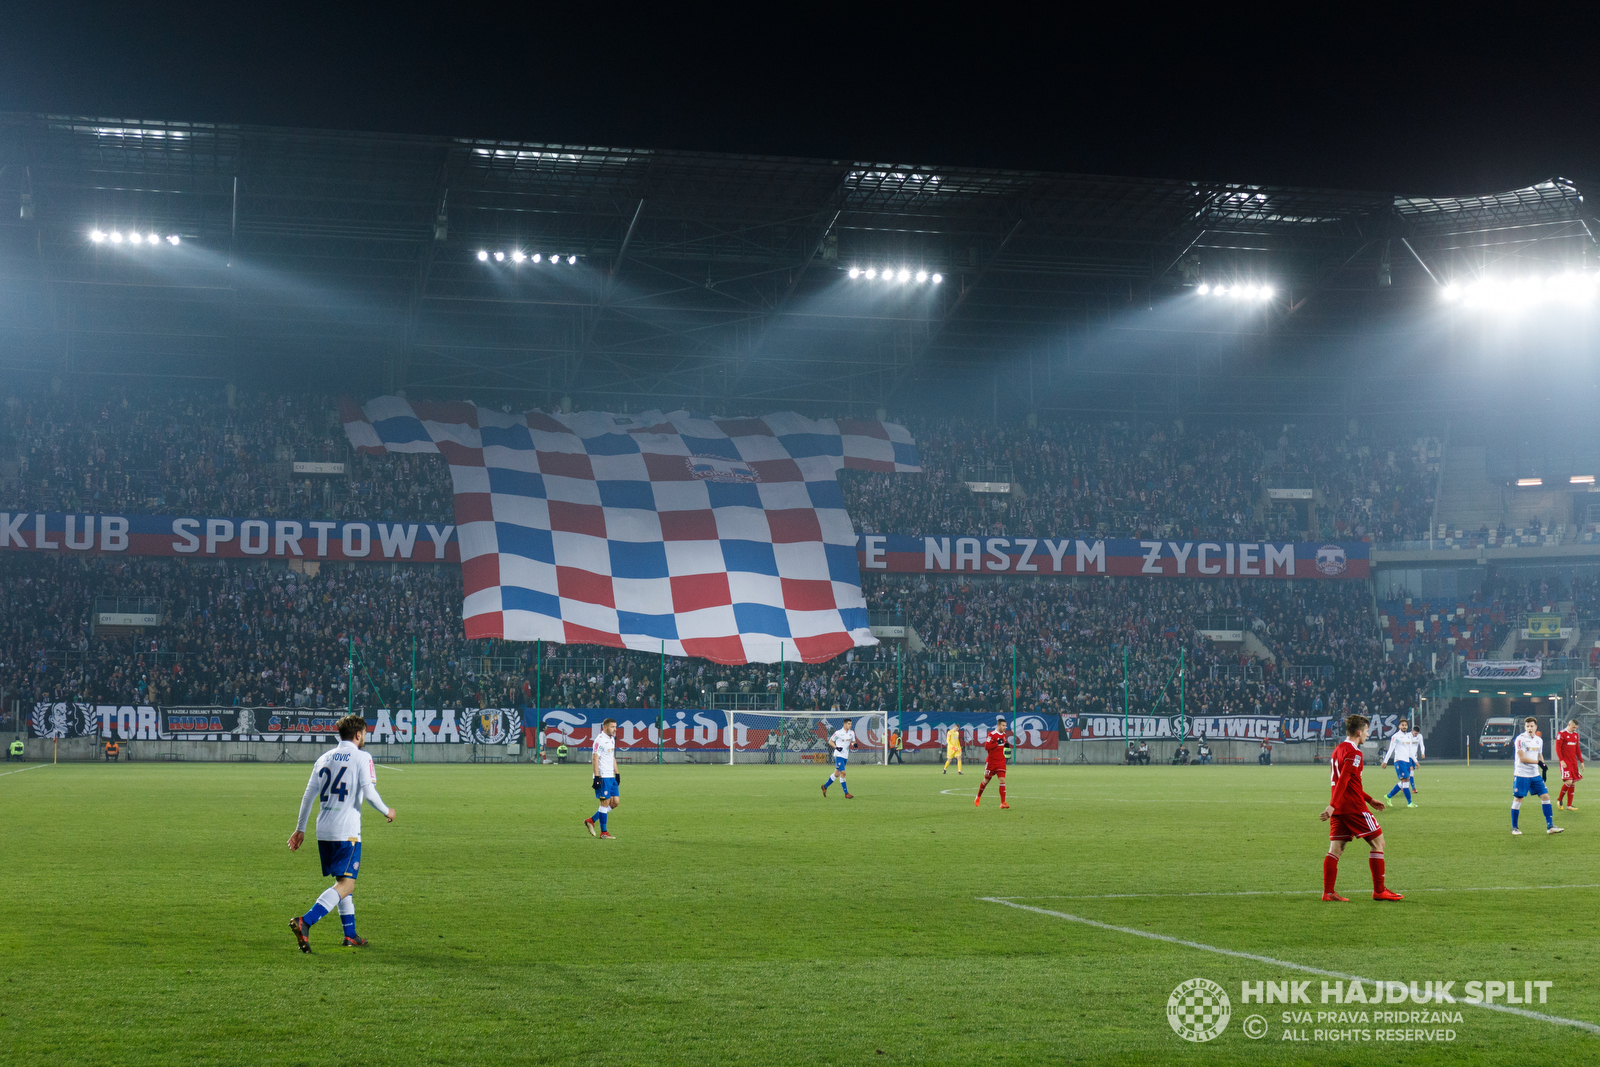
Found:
[1,113,1595,415]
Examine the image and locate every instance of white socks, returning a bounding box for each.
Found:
[315,887,340,911]
[338,895,355,916]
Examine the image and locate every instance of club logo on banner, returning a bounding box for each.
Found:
[342,398,921,663]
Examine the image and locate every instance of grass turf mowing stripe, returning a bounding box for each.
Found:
[979,896,1600,1037]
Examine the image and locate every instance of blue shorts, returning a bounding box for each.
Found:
[594,776,619,800]
[834,756,849,774]
[1513,776,1548,799]
[1395,760,1414,780]
[317,839,361,880]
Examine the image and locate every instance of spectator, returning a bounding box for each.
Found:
[1172,743,1190,765]
[1259,737,1273,765]
[1136,741,1151,765]
[104,739,119,761]
[7,737,22,761]
[1197,740,1212,765]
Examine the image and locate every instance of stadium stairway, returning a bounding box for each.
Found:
[1435,444,1501,533]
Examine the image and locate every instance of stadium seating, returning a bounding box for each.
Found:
[0,386,1429,724]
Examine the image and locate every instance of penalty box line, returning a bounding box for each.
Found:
[978,896,1600,1037]
[995,884,1600,900]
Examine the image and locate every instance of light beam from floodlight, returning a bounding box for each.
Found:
[147,233,158,244]
[567,255,577,264]
[849,267,860,279]
[932,273,942,284]
[1196,283,1209,295]
[898,268,911,282]
[166,234,180,245]
[90,230,105,242]
[511,251,525,262]
[916,270,928,283]
[109,231,122,243]
[864,267,876,279]
[477,250,488,261]
[493,251,505,262]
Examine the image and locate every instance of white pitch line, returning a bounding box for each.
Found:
[979,896,1600,1036]
[0,763,52,779]
[999,884,1600,900]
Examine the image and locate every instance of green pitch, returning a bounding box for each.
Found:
[2,760,1597,1066]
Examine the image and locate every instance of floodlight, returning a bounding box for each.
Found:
[147,233,159,245]
[90,230,105,242]
[477,250,489,261]
[1259,285,1273,299]
[864,267,877,279]
[129,232,142,244]
[109,231,122,243]
[532,253,542,263]
[511,251,525,263]
[1243,285,1258,298]
[916,270,928,283]
[1572,476,1595,485]
[1516,478,1543,487]
[1442,284,1458,301]
[931,273,942,284]
[493,251,505,262]
[898,268,911,282]
[166,235,180,245]
[1213,284,1227,295]
[567,255,577,264]
[1196,283,1209,295]
[848,267,860,279]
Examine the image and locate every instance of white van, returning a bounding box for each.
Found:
[1479,717,1518,755]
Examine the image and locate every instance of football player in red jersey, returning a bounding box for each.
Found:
[1319,713,1403,902]
[975,715,1011,809]
[1556,718,1584,810]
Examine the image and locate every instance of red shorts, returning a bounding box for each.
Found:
[1328,811,1382,842]
[984,764,1007,777]
[1561,762,1582,783]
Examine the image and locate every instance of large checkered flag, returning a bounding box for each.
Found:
[342,399,919,665]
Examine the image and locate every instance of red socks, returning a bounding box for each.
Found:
[1368,852,1385,892]
[999,783,1007,803]
[1323,854,1338,894]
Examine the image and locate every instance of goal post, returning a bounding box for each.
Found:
[725,710,888,765]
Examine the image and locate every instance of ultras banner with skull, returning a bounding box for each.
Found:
[30,704,521,744]
[854,535,1368,578]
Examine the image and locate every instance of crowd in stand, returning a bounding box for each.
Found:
[843,417,1440,545]
[4,386,1442,547]
[1,550,1421,734]
[0,388,453,523]
[0,385,1442,730]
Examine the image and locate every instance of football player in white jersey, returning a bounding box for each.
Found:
[821,718,856,799]
[585,718,620,839]
[287,715,395,951]
[1380,719,1420,808]
[1511,716,1562,836]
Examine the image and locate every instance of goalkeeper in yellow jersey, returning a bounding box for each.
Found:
[943,726,963,774]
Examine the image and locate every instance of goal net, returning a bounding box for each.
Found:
[726,711,888,766]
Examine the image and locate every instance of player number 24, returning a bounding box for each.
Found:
[318,766,348,803]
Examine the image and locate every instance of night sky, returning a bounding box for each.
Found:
[4,7,1596,194]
